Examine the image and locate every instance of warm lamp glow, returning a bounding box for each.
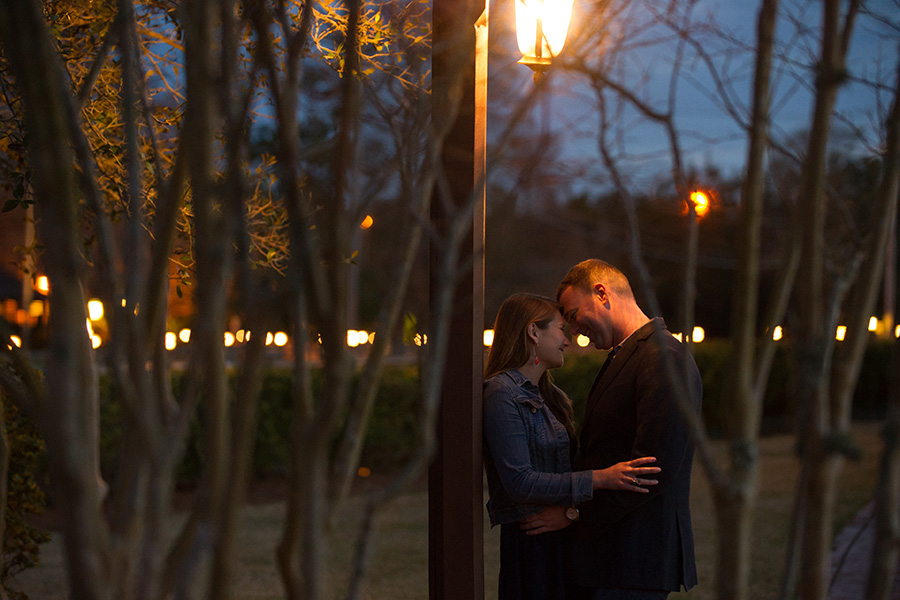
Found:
[87,299,105,321]
[483,329,494,347]
[773,326,783,341]
[28,300,44,318]
[179,328,191,343]
[836,325,847,341]
[35,275,50,294]
[692,327,705,343]
[576,334,591,347]
[690,191,711,217]
[9,335,22,348]
[868,316,878,332]
[516,0,575,72]
[165,332,177,350]
[273,331,288,347]
[360,215,374,229]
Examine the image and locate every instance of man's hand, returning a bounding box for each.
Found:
[519,506,572,536]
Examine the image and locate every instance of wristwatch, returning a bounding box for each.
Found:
[565,506,580,521]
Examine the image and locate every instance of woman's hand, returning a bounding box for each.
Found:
[591,456,660,492]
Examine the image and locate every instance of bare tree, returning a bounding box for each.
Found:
[553,2,900,600]
[0,1,479,599]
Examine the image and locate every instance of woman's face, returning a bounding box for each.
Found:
[533,313,570,370]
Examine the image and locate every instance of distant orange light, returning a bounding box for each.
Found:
[35,275,50,294]
[360,215,374,230]
[690,191,710,217]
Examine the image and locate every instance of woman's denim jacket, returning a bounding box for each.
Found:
[482,369,592,527]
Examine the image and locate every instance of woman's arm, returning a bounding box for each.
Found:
[519,458,662,535]
[483,388,592,506]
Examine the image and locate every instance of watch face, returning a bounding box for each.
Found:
[566,507,579,521]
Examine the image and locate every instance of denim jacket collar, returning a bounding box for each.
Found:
[501,369,544,411]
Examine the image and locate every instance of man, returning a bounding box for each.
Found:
[521,258,701,599]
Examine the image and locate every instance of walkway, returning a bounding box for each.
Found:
[830,501,900,599]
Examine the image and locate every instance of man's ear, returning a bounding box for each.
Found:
[594,283,611,309]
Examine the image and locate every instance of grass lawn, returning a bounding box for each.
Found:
[10,421,884,599]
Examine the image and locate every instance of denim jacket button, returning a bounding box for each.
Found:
[530,407,537,413]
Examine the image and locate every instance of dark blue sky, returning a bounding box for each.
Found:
[487,0,899,198]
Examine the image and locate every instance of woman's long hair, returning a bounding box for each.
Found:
[484,293,575,437]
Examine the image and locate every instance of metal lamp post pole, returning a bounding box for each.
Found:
[429,0,488,599]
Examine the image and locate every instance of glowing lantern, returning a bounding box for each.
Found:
[516,0,575,74]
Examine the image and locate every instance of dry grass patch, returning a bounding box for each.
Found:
[11,422,884,599]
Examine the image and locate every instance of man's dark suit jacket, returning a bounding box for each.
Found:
[568,317,701,592]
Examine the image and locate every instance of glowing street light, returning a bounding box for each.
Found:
[87,299,104,321]
[691,326,705,343]
[515,0,576,77]
[689,190,711,218]
[35,275,49,294]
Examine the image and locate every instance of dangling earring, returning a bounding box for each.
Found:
[534,343,540,365]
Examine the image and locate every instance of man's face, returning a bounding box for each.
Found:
[558,284,614,350]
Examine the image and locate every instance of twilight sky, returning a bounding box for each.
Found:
[486,0,899,198]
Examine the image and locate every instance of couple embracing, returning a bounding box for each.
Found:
[483,259,702,600]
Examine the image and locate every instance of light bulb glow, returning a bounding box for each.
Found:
[87,299,104,321]
[516,0,575,65]
[690,191,711,217]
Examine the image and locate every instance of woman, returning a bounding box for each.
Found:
[483,293,660,600]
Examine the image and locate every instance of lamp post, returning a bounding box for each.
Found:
[429,2,574,599]
[515,0,576,81]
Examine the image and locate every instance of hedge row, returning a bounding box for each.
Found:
[94,340,893,484]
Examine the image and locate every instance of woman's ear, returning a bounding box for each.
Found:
[526,322,539,343]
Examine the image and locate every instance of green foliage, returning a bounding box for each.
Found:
[90,340,893,486]
[0,391,50,598]
[359,365,420,471]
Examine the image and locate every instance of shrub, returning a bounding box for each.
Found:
[91,339,891,485]
[0,388,50,600]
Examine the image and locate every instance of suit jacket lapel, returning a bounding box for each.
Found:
[581,318,666,433]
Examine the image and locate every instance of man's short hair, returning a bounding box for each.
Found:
[556,259,635,301]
